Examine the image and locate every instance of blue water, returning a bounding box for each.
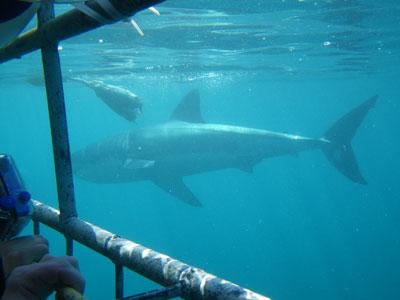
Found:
[1,1,400,299]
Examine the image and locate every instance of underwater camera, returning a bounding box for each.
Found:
[0,154,31,241]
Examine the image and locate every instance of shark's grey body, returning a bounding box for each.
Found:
[73,91,377,206]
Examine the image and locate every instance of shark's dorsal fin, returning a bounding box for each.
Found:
[170,90,205,123]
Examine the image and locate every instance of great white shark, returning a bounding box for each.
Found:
[72,90,377,207]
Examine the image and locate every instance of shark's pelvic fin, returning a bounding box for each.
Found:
[322,95,377,185]
[153,177,202,207]
[170,90,205,123]
[235,156,263,173]
[236,165,254,173]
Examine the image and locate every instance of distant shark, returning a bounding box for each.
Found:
[72,90,377,207]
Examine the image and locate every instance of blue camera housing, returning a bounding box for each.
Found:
[0,154,31,216]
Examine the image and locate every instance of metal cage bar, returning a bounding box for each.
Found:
[123,283,182,300]
[0,0,165,64]
[38,0,77,223]
[116,264,124,300]
[32,200,270,300]
[33,220,41,235]
[66,237,74,256]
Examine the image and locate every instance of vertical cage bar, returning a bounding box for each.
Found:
[115,264,124,300]
[33,220,40,235]
[37,1,77,223]
[66,237,74,256]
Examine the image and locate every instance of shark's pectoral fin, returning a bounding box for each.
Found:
[153,177,202,207]
[236,164,254,173]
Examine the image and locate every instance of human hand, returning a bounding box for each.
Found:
[0,235,49,278]
[2,254,85,300]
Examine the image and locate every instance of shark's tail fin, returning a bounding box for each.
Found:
[322,95,377,185]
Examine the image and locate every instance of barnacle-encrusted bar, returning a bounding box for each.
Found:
[32,200,271,300]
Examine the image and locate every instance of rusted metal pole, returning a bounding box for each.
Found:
[0,0,165,63]
[32,200,271,300]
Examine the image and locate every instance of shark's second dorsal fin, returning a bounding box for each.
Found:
[170,90,204,123]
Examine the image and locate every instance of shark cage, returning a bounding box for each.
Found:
[0,1,270,300]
